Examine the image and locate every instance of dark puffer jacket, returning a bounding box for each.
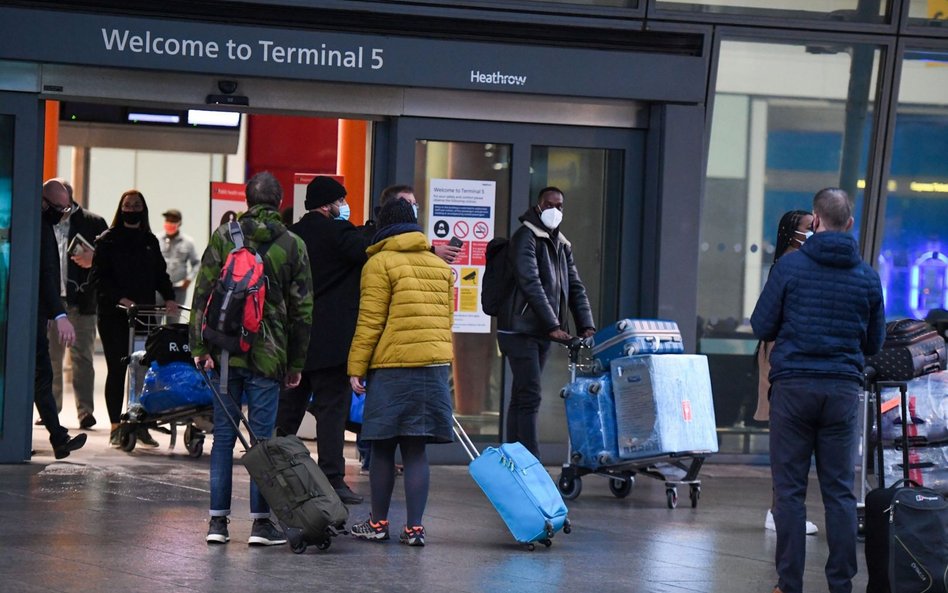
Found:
[498,208,595,336]
[751,231,885,384]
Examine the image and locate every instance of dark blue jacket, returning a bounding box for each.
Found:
[751,231,885,384]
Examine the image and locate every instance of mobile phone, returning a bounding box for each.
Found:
[448,236,463,248]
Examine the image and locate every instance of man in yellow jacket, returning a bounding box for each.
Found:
[347,198,454,547]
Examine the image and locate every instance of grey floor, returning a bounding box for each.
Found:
[3,361,870,593]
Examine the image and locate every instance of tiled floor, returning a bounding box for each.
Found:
[5,359,870,593]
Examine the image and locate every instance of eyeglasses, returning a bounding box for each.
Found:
[43,199,73,215]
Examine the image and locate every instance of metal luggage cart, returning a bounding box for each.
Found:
[555,339,710,509]
[116,304,210,457]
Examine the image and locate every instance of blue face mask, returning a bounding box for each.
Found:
[336,203,351,221]
[411,203,419,220]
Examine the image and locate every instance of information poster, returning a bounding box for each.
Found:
[426,178,496,333]
[209,182,246,237]
[293,173,344,223]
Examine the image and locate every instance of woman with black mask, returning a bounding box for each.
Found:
[91,190,178,448]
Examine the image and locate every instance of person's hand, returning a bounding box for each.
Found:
[70,248,93,269]
[284,371,302,389]
[350,376,366,394]
[118,298,135,308]
[433,243,461,264]
[549,329,571,343]
[580,327,596,338]
[165,300,180,318]
[56,317,76,348]
[194,353,215,371]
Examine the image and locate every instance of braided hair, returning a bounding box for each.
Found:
[774,209,812,263]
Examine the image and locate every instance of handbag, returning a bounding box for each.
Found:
[345,391,364,433]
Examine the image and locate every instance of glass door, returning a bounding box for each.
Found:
[389,117,646,457]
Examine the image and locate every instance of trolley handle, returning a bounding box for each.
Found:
[118,303,191,323]
[452,416,480,462]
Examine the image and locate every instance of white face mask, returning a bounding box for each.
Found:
[794,229,813,241]
[335,203,351,221]
[539,207,563,230]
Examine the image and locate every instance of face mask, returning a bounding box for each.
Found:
[164,222,180,235]
[411,203,419,220]
[122,211,143,225]
[539,207,563,230]
[335,203,351,221]
[42,207,65,226]
[794,229,813,241]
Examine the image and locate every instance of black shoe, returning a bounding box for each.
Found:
[78,413,97,430]
[206,516,230,544]
[248,518,286,546]
[34,418,44,426]
[334,485,364,505]
[53,433,87,460]
[136,428,159,447]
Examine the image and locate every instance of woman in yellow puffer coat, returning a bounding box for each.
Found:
[348,197,453,547]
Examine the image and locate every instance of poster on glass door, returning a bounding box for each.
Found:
[426,178,496,334]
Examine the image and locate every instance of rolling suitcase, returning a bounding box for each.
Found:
[610,354,718,461]
[589,318,683,369]
[200,364,348,553]
[865,381,948,593]
[453,417,571,550]
[562,374,620,468]
[866,319,947,381]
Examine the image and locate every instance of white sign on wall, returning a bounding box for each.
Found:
[426,178,496,334]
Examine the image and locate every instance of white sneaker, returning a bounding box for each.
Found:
[765,509,819,535]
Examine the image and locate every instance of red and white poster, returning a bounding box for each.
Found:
[426,178,496,334]
[209,182,246,237]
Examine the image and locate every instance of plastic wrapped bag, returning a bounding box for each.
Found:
[140,361,214,414]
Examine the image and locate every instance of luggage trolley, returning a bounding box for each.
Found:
[556,338,709,509]
[116,304,211,457]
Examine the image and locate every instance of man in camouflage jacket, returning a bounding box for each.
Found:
[190,171,313,547]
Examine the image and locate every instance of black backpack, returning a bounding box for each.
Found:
[481,237,512,316]
[143,323,192,366]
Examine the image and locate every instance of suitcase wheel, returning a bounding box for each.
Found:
[689,485,700,508]
[316,539,331,551]
[291,540,307,554]
[608,477,633,499]
[526,543,535,551]
[541,539,552,548]
[557,473,582,500]
[119,426,137,453]
[666,488,679,509]
[562,519,572,534]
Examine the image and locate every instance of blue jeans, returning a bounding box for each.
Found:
[770,376,859,593]
[209,367,279,518]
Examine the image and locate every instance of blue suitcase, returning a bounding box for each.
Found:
[610,355,718,461]
[562,374,620,468]
[589,319,683,368]
[453,419,571,548]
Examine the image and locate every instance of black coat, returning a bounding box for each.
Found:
[38,221,66,322]
[290,212,369,370]
[91,226,175,318]
[498,208,595,336]
[64,206,108,314]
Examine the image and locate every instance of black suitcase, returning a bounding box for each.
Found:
[200,363,348,553]
[866,319,947,382]
[865,381,948,593]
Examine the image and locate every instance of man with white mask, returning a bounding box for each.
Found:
[496,186,595,460]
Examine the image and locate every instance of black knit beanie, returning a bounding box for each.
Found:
[377,198,417,228]
[305,176,347,210]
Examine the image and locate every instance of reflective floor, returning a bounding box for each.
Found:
[7,357,870,593]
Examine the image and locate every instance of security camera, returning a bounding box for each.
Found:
[217,80,239,95]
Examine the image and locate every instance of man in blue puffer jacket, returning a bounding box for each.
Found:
[751,187,885,593]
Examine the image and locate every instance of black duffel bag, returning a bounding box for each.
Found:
[142,323,192,366]
[866,319,947,381]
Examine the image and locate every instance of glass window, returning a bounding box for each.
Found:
[697,39,882,454]
[413,140,512,440]
[654,0,887,23]
[0,115,11,430]
[877,48,948,325]
[905,0,948,29]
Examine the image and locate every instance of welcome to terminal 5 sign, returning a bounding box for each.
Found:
[0,6,705,103]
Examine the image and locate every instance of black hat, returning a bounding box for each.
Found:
[378,197,417,228]
[305,176,346,210]
[162,209,182,222]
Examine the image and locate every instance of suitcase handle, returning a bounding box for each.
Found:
[197,354,257,450]
[452,415,480,461]
[875,381,911,488]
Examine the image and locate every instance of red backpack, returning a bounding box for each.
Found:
[202,221,272,353]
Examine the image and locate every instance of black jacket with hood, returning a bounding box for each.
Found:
[497,207,595,336]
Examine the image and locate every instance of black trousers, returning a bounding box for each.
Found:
[35,319,68,447]
[97,311,129,425]
[276,365,350,487]
[497,332,551,460]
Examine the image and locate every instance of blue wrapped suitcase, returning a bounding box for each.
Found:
[610,355,718,461]
[562,374,620,468]
[589,319,683,368]
[453,419,571,548]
